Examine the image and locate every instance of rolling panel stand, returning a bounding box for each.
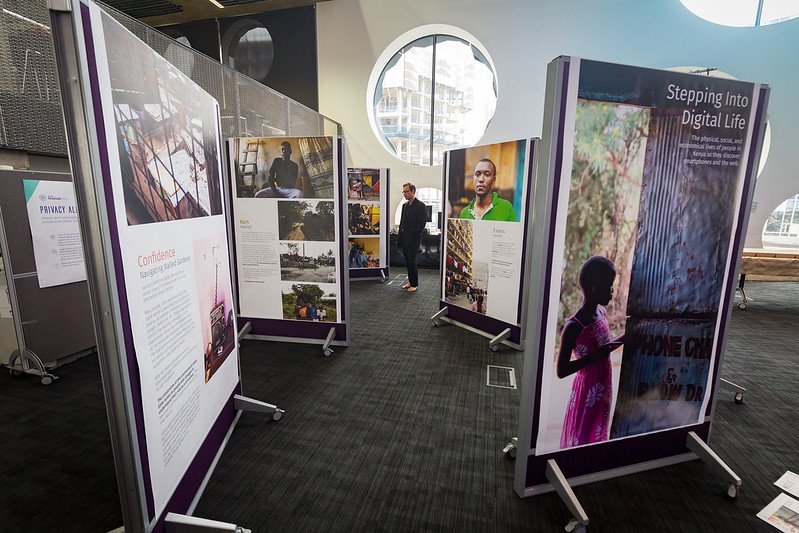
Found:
[720,378,747,404]
[735,274,749,309]
[234,394,284,421]
[502,436,518,459]
[546,459,589,533]
[165,512,251,533]
[686,431,741,499]
[430,306,449,327]
[7,348,57,385]
[380,270,387,283]
[489,328,511,352]
[322,327,336,357]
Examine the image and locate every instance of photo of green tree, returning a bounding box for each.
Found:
[557,100,650,350]
[281,283,337,322]
[277,200,335,241]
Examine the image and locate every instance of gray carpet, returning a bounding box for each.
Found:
[0,275,796,531]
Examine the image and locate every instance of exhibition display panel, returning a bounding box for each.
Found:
[49,1,254,530]
[347,167,389,281]
[514,56,769,525]
[435,139,536,350]
[229,135,349,350]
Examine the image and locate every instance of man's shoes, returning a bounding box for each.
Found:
[406,286,418,292]
[400,282,411,289]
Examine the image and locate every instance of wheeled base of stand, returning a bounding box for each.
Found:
[234,394,284,421]
[322,327,336,357]
[502,436,518,459]
[430,306,449,327]
[165,512,251,533]
[546,459,589,532]
[489,328,511,352]
[6,348,57,385]
[736,274,750,309]
[686,431,742,499]
[720,378,747,404]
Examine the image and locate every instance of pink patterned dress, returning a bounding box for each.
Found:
[560,307,612,448]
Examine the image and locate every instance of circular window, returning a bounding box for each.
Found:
[762,194,799,250]
[222,20,274,82]
[369,26,497,167]
[668,66,771,178]
[679,0,799,27]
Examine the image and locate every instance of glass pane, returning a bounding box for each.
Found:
[431,36,497,166]
[375,36,434,166]
[680,0,759,26]
[762,194,799,250]
[760,0,799,25]
[228,25,274,82]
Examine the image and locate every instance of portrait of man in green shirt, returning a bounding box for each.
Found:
[458,158,517,222]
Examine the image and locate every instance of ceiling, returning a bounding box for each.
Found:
[101,0,327,26]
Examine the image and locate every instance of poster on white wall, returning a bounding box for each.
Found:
[89,4,240,519]
[23,179,87,288]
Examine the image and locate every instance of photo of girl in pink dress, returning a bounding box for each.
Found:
[557,256,624,448]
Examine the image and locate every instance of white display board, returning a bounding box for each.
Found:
[23,179,87,288]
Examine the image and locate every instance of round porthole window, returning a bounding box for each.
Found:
[368,26,497,167]
[222,20,274,83]
[679,0,799,27]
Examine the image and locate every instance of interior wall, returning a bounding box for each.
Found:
[317,0,799,247]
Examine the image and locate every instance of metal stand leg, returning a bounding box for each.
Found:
[720,378,747,404]
[430,306,448,327]
[380,270,387,283]
[234,394,284,421]
[546,459,589,532]
[736,274,749,310]
[165,512,251,533]
[237,321,252,342]
[489,328,511,352]
[502,436,518,459]
[686,431,741,499]
[322,327,336,357]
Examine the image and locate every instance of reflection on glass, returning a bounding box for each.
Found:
[760,0,799,25]
[680,0,798,26]
[763,195,799,250]
[228,25,274,82]
[374,34,496,167]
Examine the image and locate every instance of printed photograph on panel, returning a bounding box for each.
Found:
[348,237,380,269]
[279,242,336,283]
[443,219,490,315]
[233,137,334,199]
[193,234,236,383]
[348,203,380,235]
[281,283,337,322]
[447,140,526,222]
[347,169,381,200]
[277,200,335,241]
[103,13,223,226]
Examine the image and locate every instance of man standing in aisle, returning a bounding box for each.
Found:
[459,158,516,221]
[398,182,427,292]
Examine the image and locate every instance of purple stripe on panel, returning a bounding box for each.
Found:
[516,139,536,324]
[440,301,522,345]
[244,316,347,341]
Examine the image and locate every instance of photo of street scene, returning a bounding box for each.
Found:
[281,283,337,322]
[277,200,335,241]
[444,219,490,314]
[279,242,336,282]
[348,203,380,235]
[347,169,380,200]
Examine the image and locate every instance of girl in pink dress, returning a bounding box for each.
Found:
[558,256,624,448]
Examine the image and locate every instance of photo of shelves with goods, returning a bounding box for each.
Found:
[279,242,336,283]
[102,11,223,226]
[233,137,334,200]
[349,237,380,269]
[277,200,335,241]
[281,282,337,322]
[348,203,380,236]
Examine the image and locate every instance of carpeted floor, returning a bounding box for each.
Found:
[0,274,796,531]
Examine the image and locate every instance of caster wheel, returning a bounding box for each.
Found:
[490,344,499,352]
[41,374,55,386]
[272,410,283,421]
[323,349,332,357]
[734,392,744,404]
[725,483,739,500]
[9,368,23,378]
[504,446,517,460]
[738,302,746,310]
[565,519,586,533]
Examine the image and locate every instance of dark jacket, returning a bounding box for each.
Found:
[398,198,427,248]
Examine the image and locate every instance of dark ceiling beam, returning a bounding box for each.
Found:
[137,0,331,26]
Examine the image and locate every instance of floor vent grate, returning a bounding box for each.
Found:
[487,365,517,389]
